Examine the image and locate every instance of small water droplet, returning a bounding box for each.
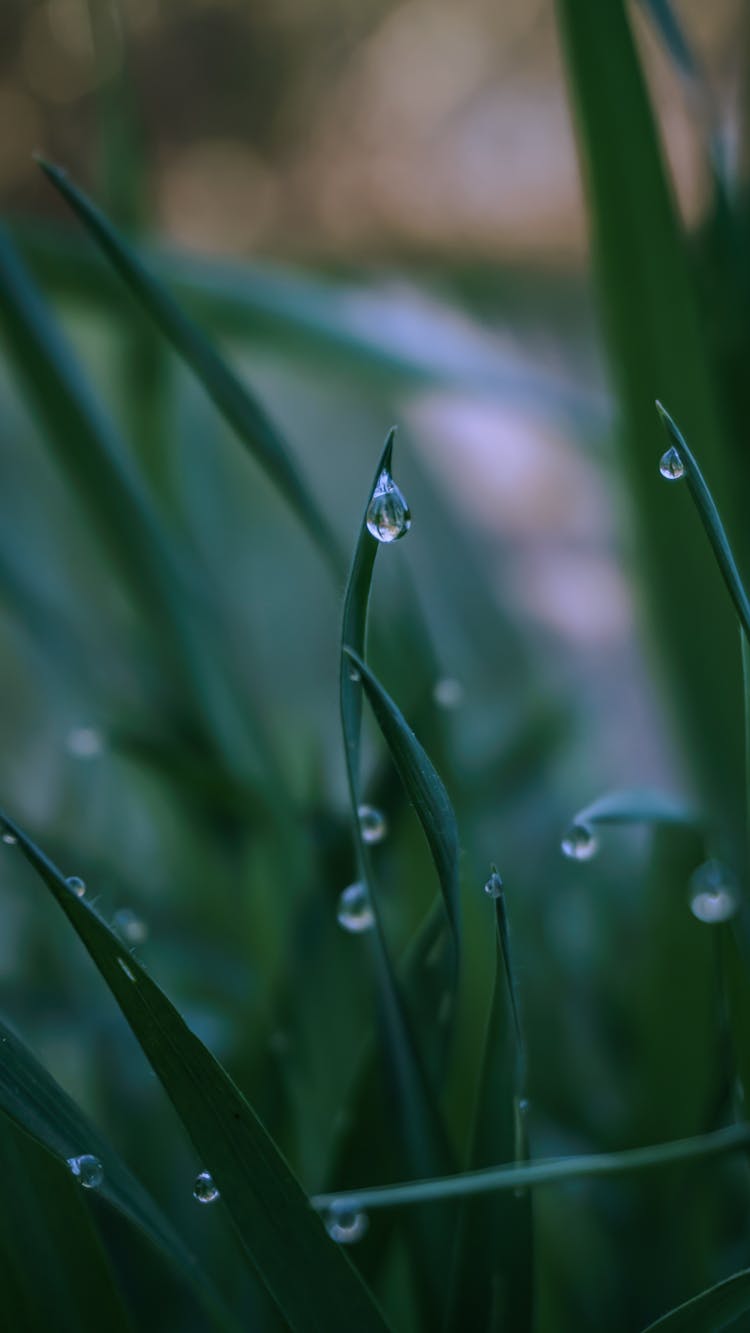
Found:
[357,804,387,845]
[2,831,17,846]
[689,859,739,923]
[659,447,685,481]
[348,665,361,683]
[366,469,411,543]
[433,677,464,709]
[325,1205,369,1245]
[117,957,136,982]
[336,882,374,934]
[483,867,503,898]
[66,876,86,898]
[66,726,104,759]
[113,908,148,945]
[561,822,598,862]
[67,1154,103,1189]
[193,1171,220,1204]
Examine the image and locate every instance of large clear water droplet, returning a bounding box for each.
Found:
[689,860,739,924]
[483,867,503,899]
[659,447,685,481]
[358,804,387,845]
[336,882,374,934]
[366,469,411,543]
[67,1154,103,1189]
[561,822,598,862]
[113,908,148,945]
[325,1205,369,1245]
[66,726,104,759]
[433,677,464,709]
[66,876,86,898]
[193,1171,220,1204]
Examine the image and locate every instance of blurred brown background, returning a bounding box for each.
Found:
[0,0,745,263]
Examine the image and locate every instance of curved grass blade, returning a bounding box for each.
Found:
[445,889,532,1332]
[571,787,699,830]
[36,160,344,578]
[343,648,460,969]
[0,1015,237,1330]
[339,432,455,1320]
[656,402,750,643]
[0,811,388,1333]
[0,1121,133,1333]
[642,1268,750,1331]
[313,1122,750,1214]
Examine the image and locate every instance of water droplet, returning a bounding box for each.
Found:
[348,665,361,683]
[483,867,503,898]
[113,908,148,945]
[2,831,17,845]
[433,677,464,709]
[689,859,739,923]
[659,447,685,481]
[358,804,387,845]
[193,1171,220,1204]
[117,957,136,982]
[561,822,598,862]
[325,1205,369,1245]
[67,1154,103,1189]
[366,469,411,543]
[66,876,86,898]
[336,882,374,934]
[66,726,104,759]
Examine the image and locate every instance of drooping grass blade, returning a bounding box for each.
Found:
[0,811,388,1333]
[444,889,532,1332]
[570,787,699,831]
[0,1015,237,1329]
[36,161,344,578]
[0,1120,133,1333]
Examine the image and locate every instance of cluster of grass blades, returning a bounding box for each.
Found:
[5,1,750,1327]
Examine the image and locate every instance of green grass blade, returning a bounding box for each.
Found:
[343,648,460,970]
[445,891,533,1332]
[313,1122,750,1213]
[0,812,388,1333]
[0,1120,133,1333]
[571,787,699,829]
[642,1269,750,1331]
[556,0,744,840]
[339,432,455,1318]
[36,160,344,578]
[0,1015,236,1329]
[656,402,750,642]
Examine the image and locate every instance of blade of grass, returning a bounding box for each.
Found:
[0,1120,133,1333]
[642,1268,750,1331]
[0,811,389,1333]
[557,0,743,843]
[312,1122,750,1213]
[36,160,344,578]
[571,787,699,829]
[339,431,455,1321]
[0,1014,238,1329]
[444,890,533,1332]
[343,648,460,971]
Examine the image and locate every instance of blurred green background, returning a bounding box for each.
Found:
[3,2,750,1330]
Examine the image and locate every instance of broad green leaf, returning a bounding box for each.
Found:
[556,0,744,844]
[445,890,533,1332]
[0,811,388,1333]
[313,1121,750,1214]
[0,1014,235,1329]
[37,161,344,578]
[0,1119,132,1333]
[642,1268,750,1331]
[343,648,460,970]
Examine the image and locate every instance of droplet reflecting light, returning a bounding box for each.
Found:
[689,860,739,924]
[67,1154,103,1189]
[325,1205,369,1245]
[193,1171,220,1204]
[66,876,86,898]
[366,469,411,543]
[358,804,387,845]
[336,882,374,934]
[659,447,685,481]
[561,822,598,862]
